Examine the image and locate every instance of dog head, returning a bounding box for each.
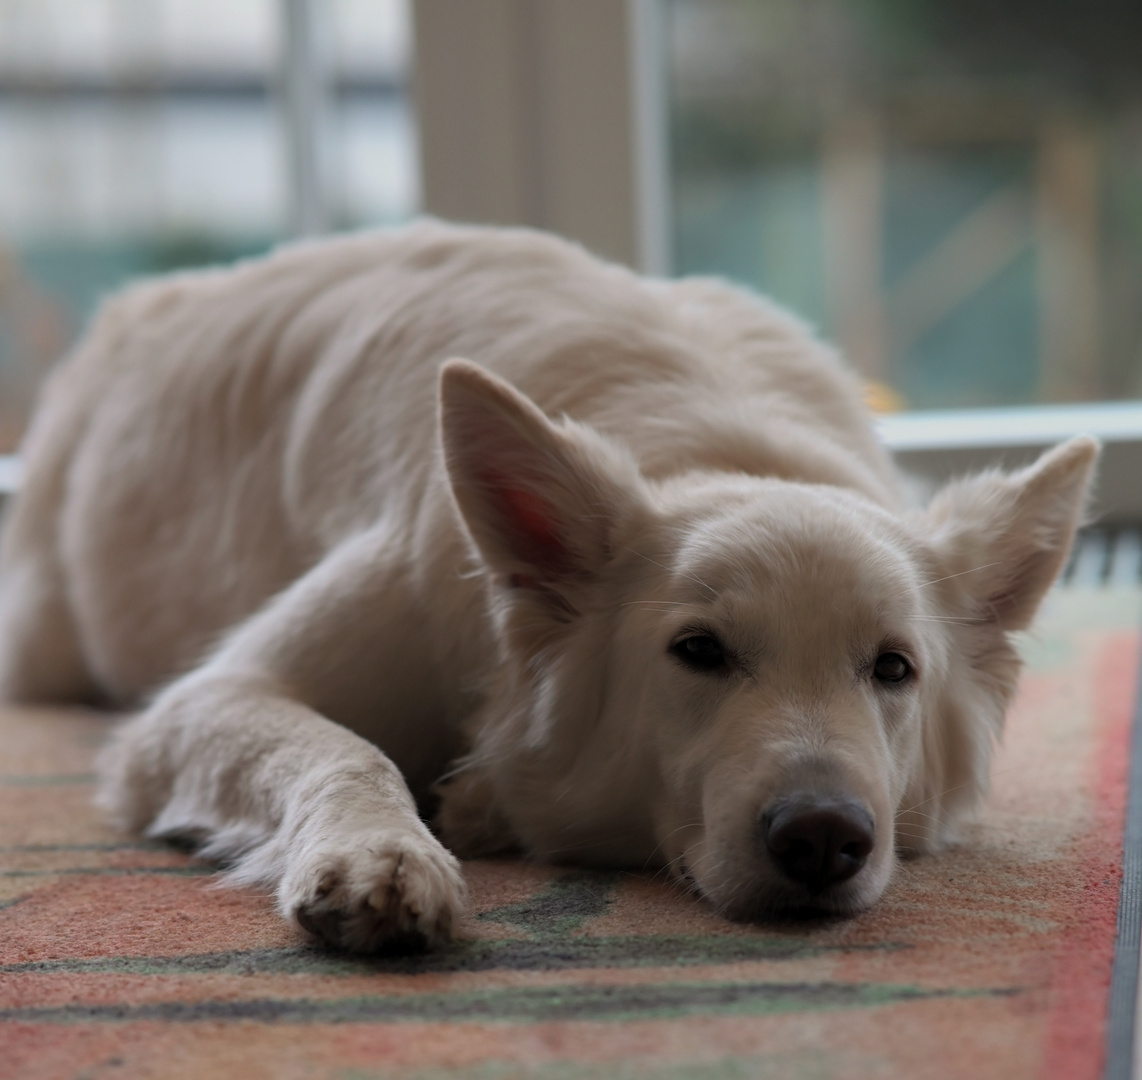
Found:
[437,359,1098,918]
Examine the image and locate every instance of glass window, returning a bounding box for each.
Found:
[667,0,1142,412]
[0,0,415,452]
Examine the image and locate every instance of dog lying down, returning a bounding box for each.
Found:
[0,221,1097,952]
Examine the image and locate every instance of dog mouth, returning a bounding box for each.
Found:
[714,873,875,923]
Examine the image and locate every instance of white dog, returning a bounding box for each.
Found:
[0,221,1095,951]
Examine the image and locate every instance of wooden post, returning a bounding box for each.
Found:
[411,0,668,272]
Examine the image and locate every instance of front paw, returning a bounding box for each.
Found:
[281,828,466,952]
[435,766,518,859]
[94,713,168,834]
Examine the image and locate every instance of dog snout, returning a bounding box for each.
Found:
[761,794,874,892]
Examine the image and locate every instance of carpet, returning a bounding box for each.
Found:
[3,587,1140,1080]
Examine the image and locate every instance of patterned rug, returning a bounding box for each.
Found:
[3,588,1140,1080]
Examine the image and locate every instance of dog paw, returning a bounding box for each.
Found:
[435,767,519,859]
[281,829,466,952]
[93,715,167,834]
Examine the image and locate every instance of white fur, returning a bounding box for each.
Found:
[0,220,1097,950]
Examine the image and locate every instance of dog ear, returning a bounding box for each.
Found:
[922,436,1099,630]
[438,359,643,584]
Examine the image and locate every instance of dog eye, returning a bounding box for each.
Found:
[873,652,911,683]
[671,634,728,672]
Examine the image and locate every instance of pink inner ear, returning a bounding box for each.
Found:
[480,471,573,574]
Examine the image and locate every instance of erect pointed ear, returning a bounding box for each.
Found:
[922,436,1099,630]
[438,359,645,585]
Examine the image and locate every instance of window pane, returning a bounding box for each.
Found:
[667,0,1142,411]
[0,0,415,452]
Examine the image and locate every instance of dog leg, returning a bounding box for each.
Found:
[96,529,471,951]
[0,549,98,704]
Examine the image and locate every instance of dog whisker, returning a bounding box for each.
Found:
[619,600,700,609]
[917,562,1002,590]
[890,859,919,881]
[648,861,684,888]
[894,805,949,823]
[624,547,718,599]
[894,764,1020,821]
[895,809,950,828]
[640,821,704,871]
[892,828,938,845]
[893,827,936,842]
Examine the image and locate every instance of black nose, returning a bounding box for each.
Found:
[762,795,875,892]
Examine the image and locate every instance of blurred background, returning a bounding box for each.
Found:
[671,0,1142,414]
[1,0,1141,454]
[0,0,414,450]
